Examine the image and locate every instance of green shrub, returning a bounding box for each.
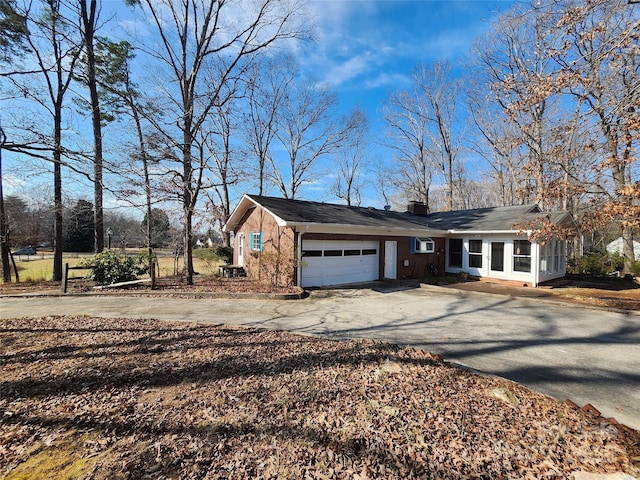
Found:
[192,248,220,275]
[192,249,218,261]
[79,250,149,286]
[213,245,233,264]
[570,251,624,276]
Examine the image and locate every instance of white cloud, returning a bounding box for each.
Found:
[364,71,410,90]
[1,173,27,197]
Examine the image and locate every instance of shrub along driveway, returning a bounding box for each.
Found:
[2,284,639,430]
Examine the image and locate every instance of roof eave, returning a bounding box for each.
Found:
[288,222,447,237]
[223,194,288,232]
[447,229,530,235]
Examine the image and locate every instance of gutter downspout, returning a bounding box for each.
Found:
[530,232,539,288]
[296,227,306,288]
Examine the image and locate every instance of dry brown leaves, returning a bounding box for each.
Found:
[1,316,639,480]
[0,276,297,296]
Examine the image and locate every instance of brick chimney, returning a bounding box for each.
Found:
[407,201,428,215]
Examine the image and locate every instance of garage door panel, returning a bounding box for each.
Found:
[301,240,379,287]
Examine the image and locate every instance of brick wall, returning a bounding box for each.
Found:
[234,207,296,286]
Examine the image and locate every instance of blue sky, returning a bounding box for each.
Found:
[3,0,515,216]
[284,0,514,204]
[304,1,511,110]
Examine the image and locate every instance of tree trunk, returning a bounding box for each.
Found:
[52,100,64,281]
[80,0,104,253]
[132,107,156,289]
[183,205,194,284]
[621,226,635,275]
[183,127,194,285]
[0,130,11,282]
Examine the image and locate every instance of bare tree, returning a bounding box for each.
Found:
[470,2,563,209]
[132,0,308,284]
[270,79,345,199]
[1,0,83,281]
[203,101,239,247]
[415,61,464,211]
[550,0,639,272]
[243,54,295,195]
[468,0,637,271]
[331,105,369,206]
[382,80,433,211]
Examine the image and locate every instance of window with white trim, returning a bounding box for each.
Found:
[540,243,548,274]
[238,233,244,258]
[554,240,565,272]
[250,232,262,252]
[449,238,463,268]
[468,239,483,268]
[513,240,531,272]
[414,237,435,253]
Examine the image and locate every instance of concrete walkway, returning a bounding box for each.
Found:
[1,285,639,430]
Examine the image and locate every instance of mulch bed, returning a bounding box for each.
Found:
[1,316,638,479]
[0,276,297,296]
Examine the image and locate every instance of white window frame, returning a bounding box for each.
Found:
[513,239,532,273]
[250,232,262,252]
[468,239,483,268]
[415,237,435,253]
[238,233,244,259]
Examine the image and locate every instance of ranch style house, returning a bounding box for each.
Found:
[223,194,575,288]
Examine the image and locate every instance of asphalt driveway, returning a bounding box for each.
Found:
[1,285,638,430]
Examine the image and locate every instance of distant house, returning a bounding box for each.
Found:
[606,237,640,261]
[223,194,575,288]
[194,237,215,249]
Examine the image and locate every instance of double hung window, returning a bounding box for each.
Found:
[468,240,483,268]
[250,232,262,252]
[513,240,531,272]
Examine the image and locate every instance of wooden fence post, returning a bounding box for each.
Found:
[61,262,69,294]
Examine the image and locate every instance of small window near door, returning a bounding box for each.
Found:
[468,239,483,268]
[513,240,531,272]
[414,237,435,253]
[250,232,262,252]
[449,238,463,268]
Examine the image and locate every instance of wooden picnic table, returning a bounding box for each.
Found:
[218,264,246,278]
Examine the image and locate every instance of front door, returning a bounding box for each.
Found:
[237,233,244,266]
[384,241,397,279]
[490,241,504,272]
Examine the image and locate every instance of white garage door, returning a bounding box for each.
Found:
[301,240,379,287]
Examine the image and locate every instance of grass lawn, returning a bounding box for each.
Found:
[0,316,638,479]
[3,250,222,284]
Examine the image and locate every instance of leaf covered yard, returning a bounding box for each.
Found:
[1,316,638,479]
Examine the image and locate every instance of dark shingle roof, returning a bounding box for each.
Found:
[240,195,571,233]
[425,204,542,231]
[247,195,436,231]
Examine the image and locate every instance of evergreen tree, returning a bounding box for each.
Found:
[64,200,95,252]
